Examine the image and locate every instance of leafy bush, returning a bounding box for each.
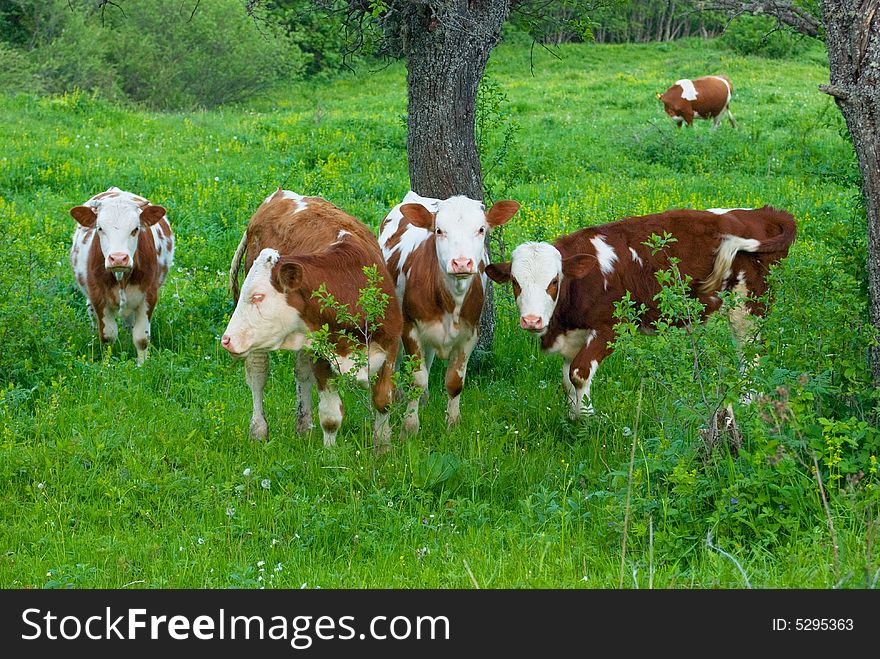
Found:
[0,0,305,109]
[105,0,303,110]
[720,15,814,59]
[0,41,43,94]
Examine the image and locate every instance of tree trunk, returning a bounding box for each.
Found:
[403,1,511,356]
[821,0,880,382]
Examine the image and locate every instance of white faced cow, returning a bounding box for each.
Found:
[378,191,520,435]
[69,186,174,364]
[222,189,402,452]
[487,207,796,418]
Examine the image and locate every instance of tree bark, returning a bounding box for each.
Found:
[403,1,512,355]
[820,0,880,382]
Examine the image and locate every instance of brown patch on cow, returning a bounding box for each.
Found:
[546,278,559,300]
[92,190,120,201]
[659,75,733,127]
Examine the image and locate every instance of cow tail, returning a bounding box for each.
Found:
[229,230,248,303]
[698,208,797,296]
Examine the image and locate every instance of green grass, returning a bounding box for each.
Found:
[0,37,877,589]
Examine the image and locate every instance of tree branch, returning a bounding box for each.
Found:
[819,83,850,100]
[695,0,820,37]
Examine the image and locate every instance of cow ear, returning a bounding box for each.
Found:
[400,203,434,230]
[140,205,166,226]
[486,200,520,228]
[70,205,97,228]
[272,260,303,293]
[562,254,596,279]
[485,262,512,284]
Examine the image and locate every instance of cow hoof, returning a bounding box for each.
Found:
[296,418,314,434]
[446,413,460,427]
[249,418,269,441]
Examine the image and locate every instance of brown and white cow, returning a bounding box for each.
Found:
[658,75,737,128]
[486,206,796,417]
[69,186,174,365]
[378,191,520,435]
[222,188,402,451]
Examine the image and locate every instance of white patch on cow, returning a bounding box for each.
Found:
[590,235,617,277]
[676,79,698,101]
[262,189,308,213]
[333,346,388,388]
[548,329,595,361]
[510,241,564,334]
[317,387,343,447]
[629,247,644,266]
[336,229,351,242]
[706,208,753,215]
[379,191,436,265]
[672,115,684,124]
[223,248,308,356]
[413,315,474,360]
[432,195,491,277]
[91,200,146,270]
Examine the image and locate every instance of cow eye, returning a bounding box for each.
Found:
[435,228,443,236]
[251,293,265,304]
[97,226,103,232]
[131,228,138,236]
[478,226,485,235]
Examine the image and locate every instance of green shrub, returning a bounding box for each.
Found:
[0,41,43,94]
[720,15,814,59]
[105,0,304,110]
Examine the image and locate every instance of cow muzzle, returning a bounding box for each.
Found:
[221,334,245,358]
[449,257,476,276]
[520,315,544,332]
[106,252,132,272]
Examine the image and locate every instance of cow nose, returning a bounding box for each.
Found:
[451,257,474,274]
[520,315,543,330]
[108,252,130,268]
[221,335,232,349]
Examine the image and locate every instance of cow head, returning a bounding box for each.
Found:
[399,196,520,278]
[221,248,311,358]
[486,242,595,335]
[70,201,165,273]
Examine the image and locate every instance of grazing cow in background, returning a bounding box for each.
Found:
[486,206,796,418]
[222,188,402,451]
[69,186,174,365]
[379,191,520,435]
[658,75,737,128]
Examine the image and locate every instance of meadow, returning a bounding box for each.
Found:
[0,37,877,589]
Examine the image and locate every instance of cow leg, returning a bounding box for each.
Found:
[727,107,738,128]
[567,327,614,419]
[313,358,343,447]
[402,331,430,436]
[726,276,761,404]
[131,302,151,365]
[98,303,119,344]
[712,113,722,130]
[294,350,315,434]
[371,352,395,454]
[445,329,478,427]
[244,352,270,440]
